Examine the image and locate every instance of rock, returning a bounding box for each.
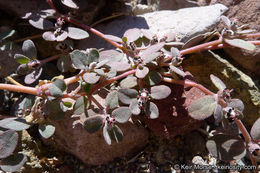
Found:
[157,0,198,10]
[210,0,260,76]
[78,4,228,49]
[49,113,149,165]
[146,84,204,138]
[46,93,149,166]
[132,4,154,15]
[0,0,106,25]
[182,51,260,128]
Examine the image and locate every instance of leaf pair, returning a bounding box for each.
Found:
[14,40,43,84]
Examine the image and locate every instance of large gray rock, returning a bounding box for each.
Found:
[79,4,227,49]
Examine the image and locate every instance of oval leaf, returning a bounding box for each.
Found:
[29,17,54,30]
[140,42,164,63]
[142,52,161,64]
[136,66,149,79]
[170,47,180,58]
[104,34,122,43]
[118,88,138,105]
[221,16,231,28]
[123,28,141,43]
[73,96,88,115]
[145,102,159,119]
[38,123,55,139]
[70,50,88,69]
[83,72,100,84]
[227,98,244,112]
[105,91,119,109]
[206,134,246,161]
[88,49,99,64]
[67,27,89,40]
[24,67,42,85]
[144,71,162,86]
[210,74,226,91]
[110,125,123,143]
[49,78,66,98]
[120,76,137,89]
[213,104,223,123]
[4,118,31,131]
[14,54,30,64]
[57,55,70,73]
[22,39,37,59]
[0,153,27,172]
[170,65,186,77]
[250,117,260,140]
[112,107,132,123]
[141,29,155,40]
[61,0,79,9]
[84,115,104,133]
[188,95,217,120]
[109,62,130,72]
[129,99,141,115]
[0,130,18,159]
[150,85,171,100]
[103,123,111,145]
[224,38,255,51]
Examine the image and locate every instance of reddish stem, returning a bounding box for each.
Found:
[0,84,37,95]
[89,69,137,95]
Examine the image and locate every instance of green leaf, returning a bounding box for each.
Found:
[0,153,27,172]
[70,50,88,69]
[129,99,141,115]
[84,115,104,133]
[57,55,70,73]
[88,49,99,64]
[46,99,65,121]
[150,85,171,100]
[22,39,37,59]
[188,95,217,120]
[105,91,119,109]
[224,38,255,51]
[135,66,149,79]
[14,54,30,64]
[120,76,137,88]
[145,102,159,119]
[118,88,138,105]
[210,74,226,91]
[49,78,66,97]
[67,27,88,39]
[38,123,55,139]
[0,130,18,159]
[112,107,132,123]
[83,72,100,84]
[206,134,246,161]
[63,101,72,108]
[144,71,162,86]
[73,96,88,115]
[0,29,15,41]
[81,82,92,93]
